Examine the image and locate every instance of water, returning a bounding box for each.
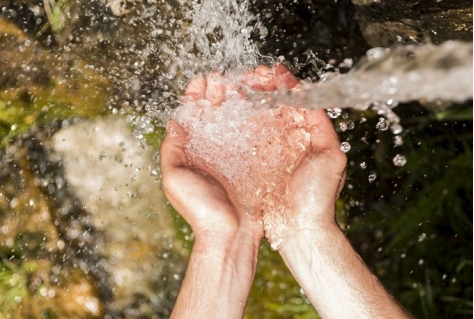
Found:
[173,96,317,250]
[175,0,259,77]
[249,41,473,113]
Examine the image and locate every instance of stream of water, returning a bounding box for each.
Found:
[251,41,473,112]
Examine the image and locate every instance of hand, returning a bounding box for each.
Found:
[161,71,273,318]
[160,119,263,242]
[284,109,347,229]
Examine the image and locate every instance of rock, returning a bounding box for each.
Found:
[0,131,105,318]
[351,0,472,47]
[48,116,180,317]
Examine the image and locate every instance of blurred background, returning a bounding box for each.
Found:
[0,0,472,318]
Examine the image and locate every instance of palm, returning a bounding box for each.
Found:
[160,123,244,237]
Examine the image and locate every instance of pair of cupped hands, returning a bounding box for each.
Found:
[160,64,347,249]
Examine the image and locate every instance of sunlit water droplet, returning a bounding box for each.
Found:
[340,142,351,153]
[375,117,390,131]
[360,162,367,169]
[339,122,348,132]
[393,154,407,167]
[327,108,342,119]
[346,120,355,130]
[391,123,403,134]
[368,174,377,182]
[394,135,404,146]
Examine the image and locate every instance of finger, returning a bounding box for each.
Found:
[254,65,277,91]
[241,69,264,91]
[205,71,226,106]
[160,120,189,172]
[185,75,206,102]
[241,66,277,91]
[273,64,300,89]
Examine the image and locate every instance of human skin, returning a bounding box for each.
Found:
[161,65,412,318]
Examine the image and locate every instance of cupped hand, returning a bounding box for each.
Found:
[161,121,256,240]
[284,109,347,230]
[160,66,293,241]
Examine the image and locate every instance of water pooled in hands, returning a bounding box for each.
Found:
[173,92,318,250]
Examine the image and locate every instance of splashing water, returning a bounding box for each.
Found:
[250,41,473,112]
[118,0,261,132]
[175,0,259,78]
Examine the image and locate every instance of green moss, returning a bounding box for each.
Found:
[0,259,43,317]
[0,67,111,148]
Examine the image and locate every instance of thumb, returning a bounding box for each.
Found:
[160,120,188,171]
[273,64,300,89]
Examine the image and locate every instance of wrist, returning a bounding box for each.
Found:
[171,227,261,319]
[265,206,339,250]
[192,227,261,264]
[278,220,343,261]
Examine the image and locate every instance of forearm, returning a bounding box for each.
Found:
[279,221,412,319]
[170,230,260,319]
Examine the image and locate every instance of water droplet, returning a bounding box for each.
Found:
[375,118,389,131]
[391,124,403,134]
[418,233,427,242]
[340,142,351,153]
[339,122,348,132]
[394,135,404,146]
[57,240,65,250]
[368,174,377,182]
[360,162,367,169]
[327,108,342,119]
[257,25,268,39]
[393,154,407,167]
[346,120,355,130]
